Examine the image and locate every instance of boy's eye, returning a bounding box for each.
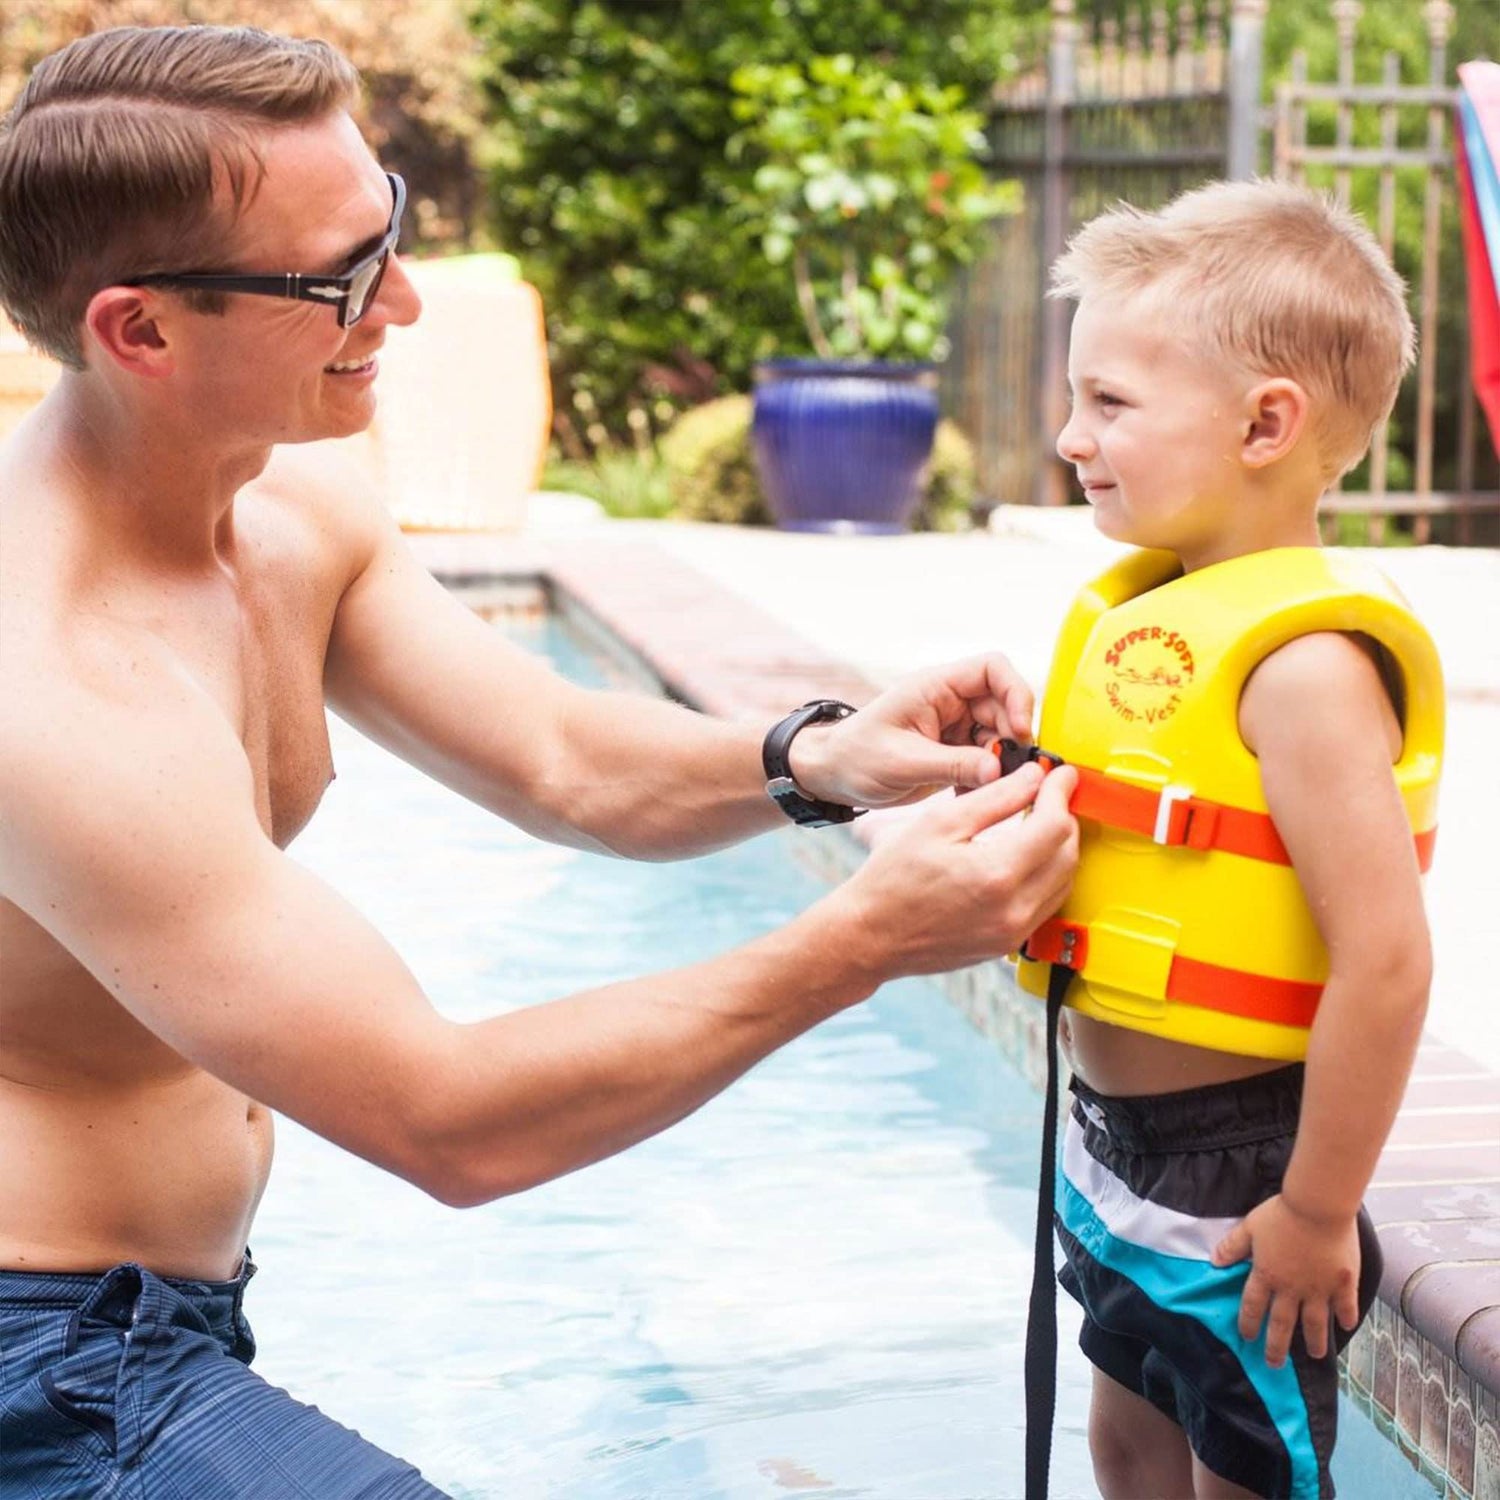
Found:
[1094,390,1123,409]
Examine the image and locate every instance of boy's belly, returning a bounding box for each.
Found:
[1062,1009,1289,1097]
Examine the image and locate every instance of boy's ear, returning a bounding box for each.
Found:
[1241,378,1309,469]
[83,287,177,379]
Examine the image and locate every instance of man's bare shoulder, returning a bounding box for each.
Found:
[245,437,397,573]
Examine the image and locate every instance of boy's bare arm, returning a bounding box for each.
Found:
[0,659,1077,1207]
[1213,631,1430,1367]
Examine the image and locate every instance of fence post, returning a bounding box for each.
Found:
[1035,0,1078,505]
[1413,0,1454,532]
[1226,0,1268,180]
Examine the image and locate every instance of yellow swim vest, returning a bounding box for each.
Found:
[1016,546,1444,1060]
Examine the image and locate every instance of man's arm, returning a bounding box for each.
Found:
[1212,631,1430,1367]
[320,499,1032,860]
[2,663,1077,1207]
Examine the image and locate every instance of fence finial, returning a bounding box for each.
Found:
[1330,0,1363,47]
[1421,0,1454,47]
[1177,1,1197,53]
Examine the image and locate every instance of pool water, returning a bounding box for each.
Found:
[254,615,1435,1499]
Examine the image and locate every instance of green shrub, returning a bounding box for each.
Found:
[542,448,674,520]
[660,394,976,532]
[921,421,978,532]
[660,395,769,526]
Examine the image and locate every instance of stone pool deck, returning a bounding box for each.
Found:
[409,515,1500,1500]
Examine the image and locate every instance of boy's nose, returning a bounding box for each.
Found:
[1055,410,1092,464]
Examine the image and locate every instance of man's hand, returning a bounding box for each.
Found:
[789,654,1036,811]
[835,761,1078,976]
[1211,1194,1363,1367]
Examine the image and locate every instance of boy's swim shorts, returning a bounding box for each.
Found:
[1056,1063,1382,1500]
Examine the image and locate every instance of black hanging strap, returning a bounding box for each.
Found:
[1023,961,1073,1500]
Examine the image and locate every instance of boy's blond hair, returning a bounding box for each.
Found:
[1050,179,1416,481]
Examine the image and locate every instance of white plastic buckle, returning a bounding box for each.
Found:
[1153,784,1194,845]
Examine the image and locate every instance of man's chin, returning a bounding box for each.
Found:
[284,408,378,447]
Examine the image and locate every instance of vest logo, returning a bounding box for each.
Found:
[1103,625,1196,724]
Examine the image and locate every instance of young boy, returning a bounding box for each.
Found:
[1018,180,1444,1499]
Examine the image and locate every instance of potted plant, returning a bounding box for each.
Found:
[728,54,1013,532]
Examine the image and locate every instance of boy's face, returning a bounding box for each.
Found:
[1056,295,1253,569]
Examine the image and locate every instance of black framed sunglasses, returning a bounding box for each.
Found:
[129,173,406,329]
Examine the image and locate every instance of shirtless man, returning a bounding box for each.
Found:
[0,26,1077,1496]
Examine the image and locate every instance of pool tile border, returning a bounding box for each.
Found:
[415,530,1500,1500]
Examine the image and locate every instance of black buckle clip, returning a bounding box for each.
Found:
[996,737,1066,778]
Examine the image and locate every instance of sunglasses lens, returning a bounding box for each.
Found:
[345,252,389,328]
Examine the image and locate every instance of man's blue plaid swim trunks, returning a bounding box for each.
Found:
[1055,1063,1383,1500]
[0,1254,449,1497]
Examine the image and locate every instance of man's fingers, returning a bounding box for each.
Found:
[947,744,1005,789]
[1030,762,1078,816]
[911,654,1036,742]
[978,656,1036,738]
[937,761,1045,836]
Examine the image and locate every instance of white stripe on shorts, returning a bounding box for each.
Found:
[1061,1117,1243,1264]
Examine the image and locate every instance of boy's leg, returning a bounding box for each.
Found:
[1088,1367,1195,1500]
[1191,1451,1265,1499]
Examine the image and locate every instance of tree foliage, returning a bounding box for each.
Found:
[470,0,1043,426]
[0,0,484,250]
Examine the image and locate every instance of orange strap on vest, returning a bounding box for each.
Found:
[1067,764,1436,872]
[1023,918,1324,1031]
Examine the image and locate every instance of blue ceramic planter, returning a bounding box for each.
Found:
[751,359,940,533]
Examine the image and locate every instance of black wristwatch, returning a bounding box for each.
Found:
[762,699,864,827]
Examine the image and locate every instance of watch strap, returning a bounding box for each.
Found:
[762,700,862,827]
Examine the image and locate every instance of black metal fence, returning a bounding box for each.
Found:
[946,0,1500,540]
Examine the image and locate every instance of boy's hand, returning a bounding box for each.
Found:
[1211,1194,1362,1367]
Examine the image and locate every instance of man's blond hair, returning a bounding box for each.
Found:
[1050,179,1416,480]
[0,25,360,370]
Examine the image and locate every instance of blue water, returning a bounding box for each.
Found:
[254,615,1434,1499]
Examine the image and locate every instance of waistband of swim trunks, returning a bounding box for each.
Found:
[1068,1064,1304,1154]
[0,1251,255,1313]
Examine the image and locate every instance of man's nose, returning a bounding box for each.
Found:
[372,255,422,328]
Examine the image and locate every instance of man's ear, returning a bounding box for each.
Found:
[83,287,176,378]
[1241,378,1309,469]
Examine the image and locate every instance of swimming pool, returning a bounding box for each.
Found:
[253,613,1435,1498]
